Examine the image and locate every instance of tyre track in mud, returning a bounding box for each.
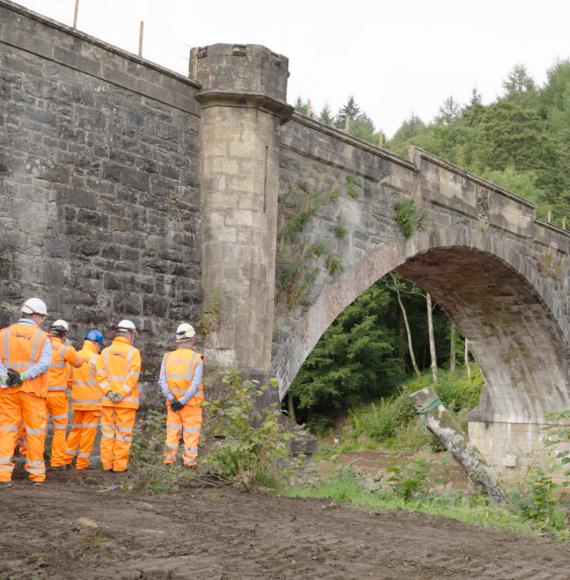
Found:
[0,479,569,579]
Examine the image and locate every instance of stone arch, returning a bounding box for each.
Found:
[273,224,570,431]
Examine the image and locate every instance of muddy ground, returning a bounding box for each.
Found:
[1,471,569,579]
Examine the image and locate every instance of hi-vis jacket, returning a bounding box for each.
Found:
[159,348,204,407]
[0,321,51,398]
[71,341,106,411]
[47,336,82,394]
[100,337,141,410]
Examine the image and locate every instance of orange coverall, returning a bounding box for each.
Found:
[46,337,81,467]
[0,322,51,483]
[100,337,141,472]
[65,341,106,469]
[161,348,204,467]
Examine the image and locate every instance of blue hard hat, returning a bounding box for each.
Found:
[85,329,104,344]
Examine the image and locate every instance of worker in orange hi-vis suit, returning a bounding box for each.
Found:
[100,320,141,473]
[65,330,106,470]
[0,298,52,489]
[159,323,204,468]
[46,320,82,468]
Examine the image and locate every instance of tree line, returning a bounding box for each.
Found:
[296,59,570,225]
[290,59,570,430]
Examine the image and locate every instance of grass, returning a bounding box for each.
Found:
[278,468,570,541]
[283,364,570,541]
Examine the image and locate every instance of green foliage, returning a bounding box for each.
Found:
[203,370,294,490]
[544,409,570,474]
[326,255,342,275]
[348,401,398,441]
[328,367,482,450]
[334,96,380,144]
[385,457,429,501]
[127,410,197,493]
[282,208,318,240]
[310,241,327,258]
[319,103,334,126]
[281,467,570,540]
[510,468,567,531]
[393,198,427,239]
[278,180,348,309]
[386,59,570,226]
[333,217,347,238]
[345,174,362,199]
[290,279,406,429]
[199,289,222,334]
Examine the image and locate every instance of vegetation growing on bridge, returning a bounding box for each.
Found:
[393,198,427,239]
[296,59,570,227]
[277,180,352,308]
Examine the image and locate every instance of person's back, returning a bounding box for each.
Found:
[160,323,204,468]
[99,321,141,473]
[65,331,105,470]
[0,321,49,398]
[101,336,141,410]
[0,298,52,488]
[45,320,81,468]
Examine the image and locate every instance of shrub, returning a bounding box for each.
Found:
[203,370,295,490]
[510,468,567,531]
[385,457,429,501]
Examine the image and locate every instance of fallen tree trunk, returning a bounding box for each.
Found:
[409,386,506,503]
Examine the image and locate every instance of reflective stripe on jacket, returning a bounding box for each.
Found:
[71,341,105,410]
[101,337,141,409]
[0,323,49,397]
[164,349,204,407]
[47,336,82,394]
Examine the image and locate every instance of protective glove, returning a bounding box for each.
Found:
[0,375,9,389]
[106,391,123,403]
[7,369,23,387]
[170,400,184,412]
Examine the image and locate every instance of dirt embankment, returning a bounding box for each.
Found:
[1,474,569,579]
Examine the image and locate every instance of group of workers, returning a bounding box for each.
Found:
[0,297,204,488]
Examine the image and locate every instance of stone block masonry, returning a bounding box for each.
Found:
[3,0,570,474]
[0,0,202,376]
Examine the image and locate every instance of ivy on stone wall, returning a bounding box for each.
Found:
[277,176,354,309]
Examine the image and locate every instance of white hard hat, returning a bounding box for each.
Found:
[117,319,136,332]
[21,298,48,316]
[176,323,196,341]
[50,319,69,332]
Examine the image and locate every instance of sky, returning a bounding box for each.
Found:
[12,0,570,136]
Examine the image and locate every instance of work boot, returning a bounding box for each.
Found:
[31,481,44,487]
[0,481,13,489]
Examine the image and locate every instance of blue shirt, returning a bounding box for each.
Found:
[158,349,203,405]
[0,318,52,380]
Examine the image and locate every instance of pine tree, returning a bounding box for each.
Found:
[335,96,361,129]
[319,103,334,126]
[503,64,536,99]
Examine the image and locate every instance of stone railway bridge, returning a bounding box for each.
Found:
[2,0,570,471]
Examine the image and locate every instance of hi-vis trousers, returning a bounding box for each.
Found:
[0,391,47,482]
[47,391,69,467]
[64,409,101,469]
[163,405,202,467]
[100,407,136,472]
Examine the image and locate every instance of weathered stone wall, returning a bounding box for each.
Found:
[275,114,570,473]
[0,0,202,378]
[3,1,570,473]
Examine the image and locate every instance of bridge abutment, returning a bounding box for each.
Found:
[192,44,293,393]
